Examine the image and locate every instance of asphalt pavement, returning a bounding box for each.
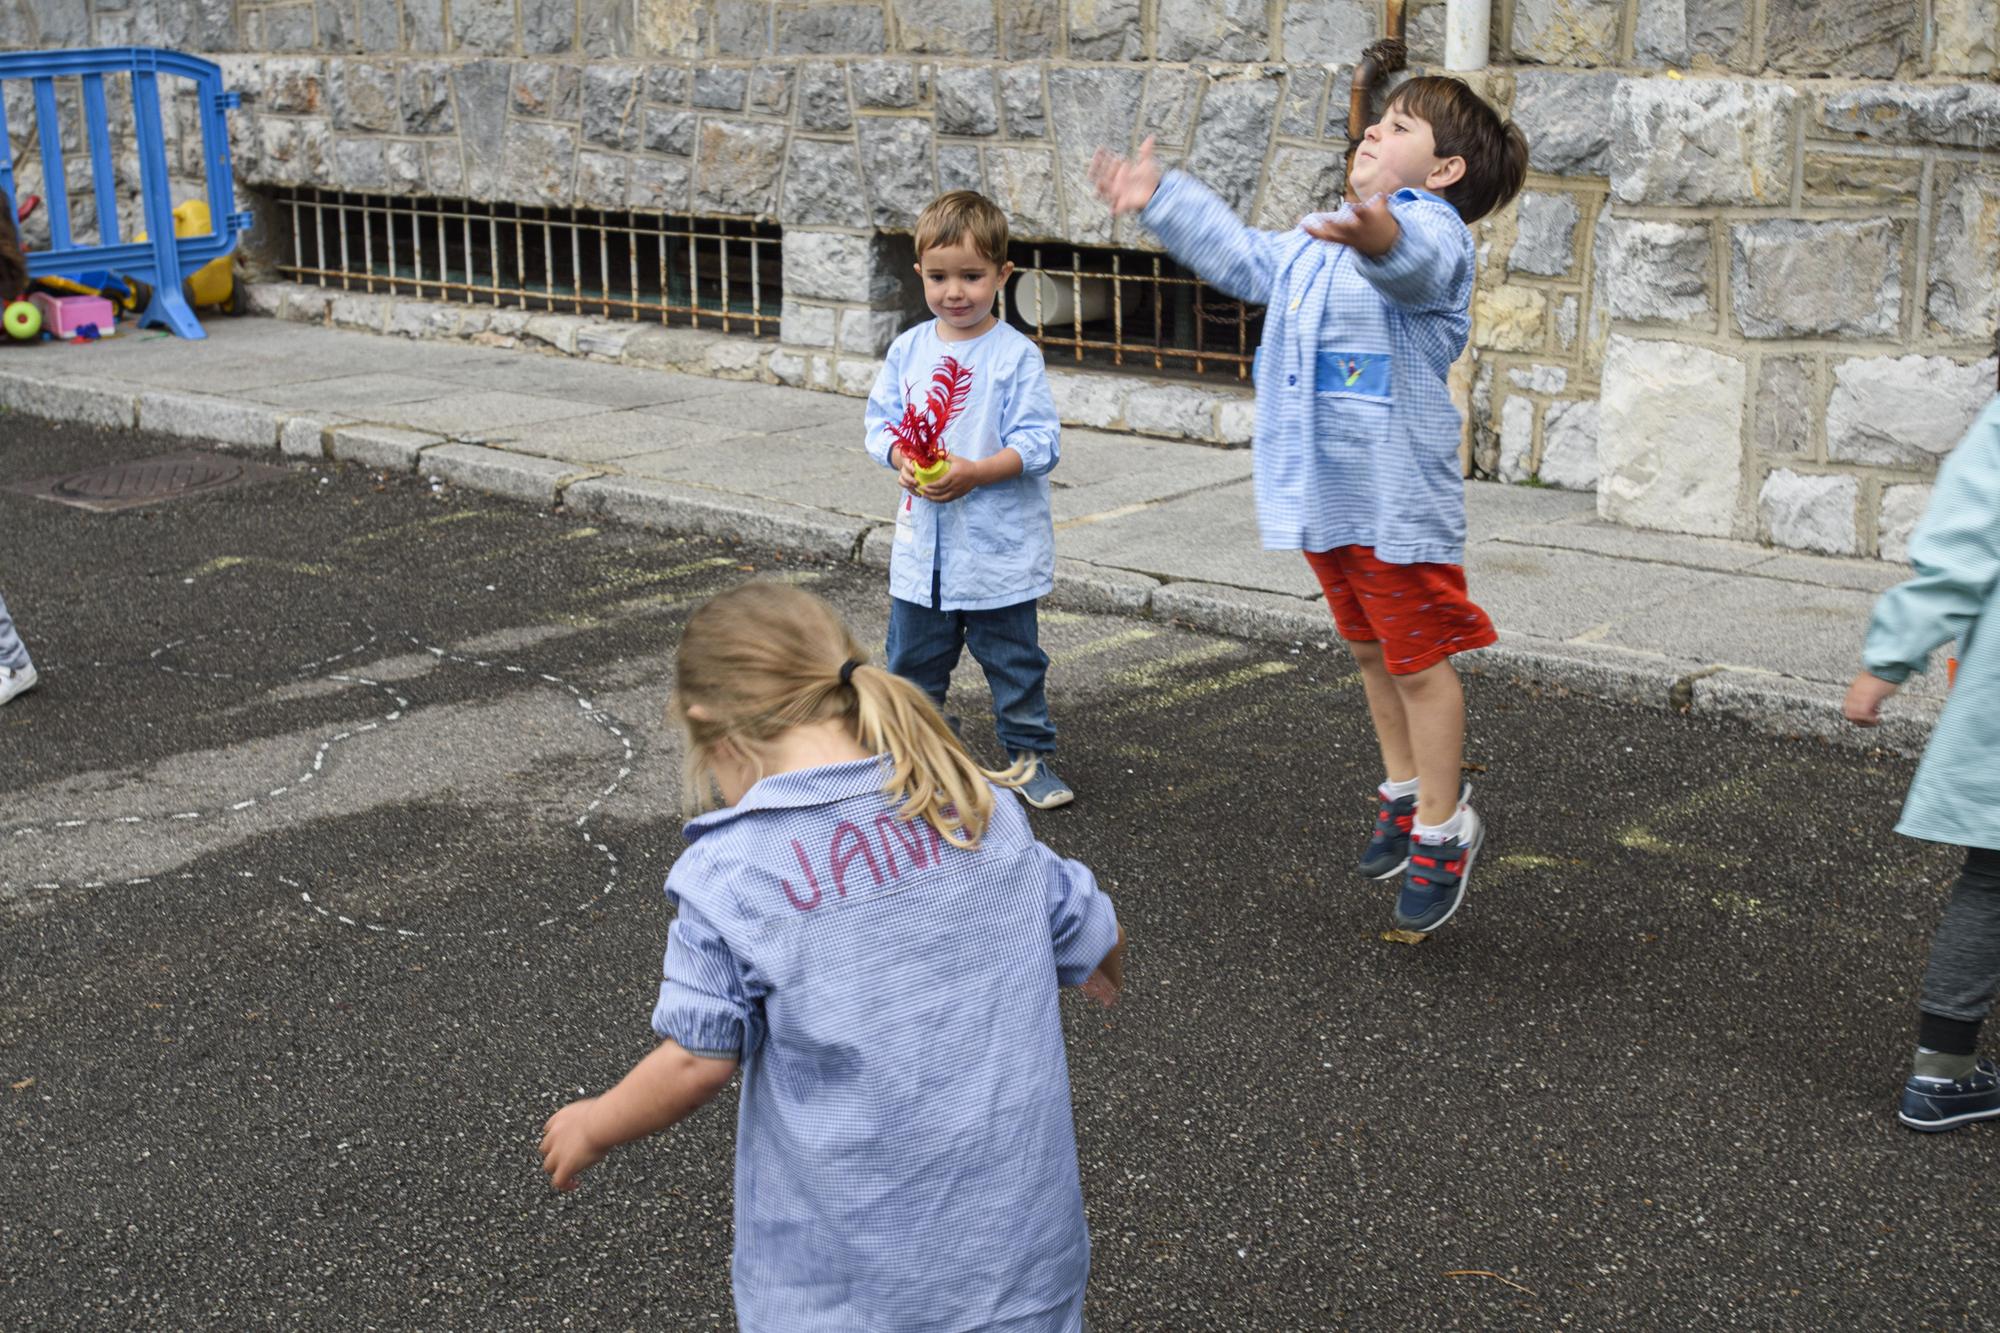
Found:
[1,420,1991,1330]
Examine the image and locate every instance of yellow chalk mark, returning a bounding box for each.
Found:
[588,555,735,593]
[1115,659,1295,716]
[1051,626,1157,665]
[340,508,504,547]
[440,527,607,569]
[608,592,686,616]
[1617,828,1673,854]
[185,555,332,580]
[1494,853,1566,871]
[1105,640,1241,691]
[1710,891,1770,919]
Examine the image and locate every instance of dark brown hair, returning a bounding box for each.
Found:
[0,212,25,305]
[913,190,1010,268]
[1383,76,1529,224]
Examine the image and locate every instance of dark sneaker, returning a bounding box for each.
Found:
[1899,1059,2000,1132]
[1394,806,1484,933]
[1360,789,1418,879]
[1361,782,1469,880]
[1013,752,1074,810]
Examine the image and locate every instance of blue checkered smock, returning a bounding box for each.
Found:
[1141,171,1476,565]
[652,757,1119,1332]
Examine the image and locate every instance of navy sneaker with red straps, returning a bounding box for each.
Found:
[1359,788,1418,880]
[1394,805,1485,932]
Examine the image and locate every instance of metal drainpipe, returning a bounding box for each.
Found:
[1346,1,1409,183]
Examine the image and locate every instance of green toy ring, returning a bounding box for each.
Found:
[3,301,41,340]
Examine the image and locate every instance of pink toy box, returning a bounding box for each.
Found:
[29,292,116,339]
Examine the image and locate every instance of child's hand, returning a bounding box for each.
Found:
[1843,670,1901,727]
[916,453,983,503]
[894,450,924,495]
[1079,967,1120,1008]
[539,1098,609,1191]
[1089,137,1163,216]
[1304,193,1401,259]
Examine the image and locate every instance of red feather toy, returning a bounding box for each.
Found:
[887,355,974,485]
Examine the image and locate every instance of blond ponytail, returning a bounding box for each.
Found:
[673,582,1025,847]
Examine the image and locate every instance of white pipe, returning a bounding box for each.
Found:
[1444,0,1491,72]
[1011,271,1109,328]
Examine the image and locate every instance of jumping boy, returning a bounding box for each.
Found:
[1091,77,1527,931]
[863,191,1073,809]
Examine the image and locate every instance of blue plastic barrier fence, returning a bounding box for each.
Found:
[0,47,251,339]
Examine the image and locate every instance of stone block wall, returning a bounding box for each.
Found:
[5,1,1998,557]
[1495,67,1999,556]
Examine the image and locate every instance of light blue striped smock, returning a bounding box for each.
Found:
[652,756,1119,1332]
[864,320,1063,611]
[1140,171,1476,565]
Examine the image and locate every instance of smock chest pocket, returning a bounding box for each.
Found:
[1315,349,1393,404]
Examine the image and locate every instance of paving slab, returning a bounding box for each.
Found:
[241,373,465,412]
[1464,542,1729,644]
[441,357,742,409]
[375,391,618,437]
[486,410,719,464]
[640,382,865,433]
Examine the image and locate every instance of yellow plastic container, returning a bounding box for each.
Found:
[132,200,242,313]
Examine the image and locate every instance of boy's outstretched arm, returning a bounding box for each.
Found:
[1092,136,1286,307]
[540,1040,738,1191]
[1316,193,1470,312]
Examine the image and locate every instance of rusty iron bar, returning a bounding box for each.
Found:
[1347,1,1410,178]
[271,190,781,333]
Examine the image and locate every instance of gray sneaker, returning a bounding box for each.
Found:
[0,663,37,706]
[1012,752,1074,810]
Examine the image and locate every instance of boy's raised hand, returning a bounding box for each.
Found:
[1089,137,1162,216]
[1304,193,1401,259]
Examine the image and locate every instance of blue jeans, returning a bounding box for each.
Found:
[886,596,1055,756]
[0,590,28,671]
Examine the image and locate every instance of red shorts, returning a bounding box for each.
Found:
[1303,546,1497,676]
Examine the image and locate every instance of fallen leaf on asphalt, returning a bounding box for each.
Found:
[10,1077,34,1092]
[1381,929,1429,945]
[1444,1269,1537,1296]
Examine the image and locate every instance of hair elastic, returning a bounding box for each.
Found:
[839,658,861,686]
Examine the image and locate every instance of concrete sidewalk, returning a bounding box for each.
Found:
[0,316,1943,748]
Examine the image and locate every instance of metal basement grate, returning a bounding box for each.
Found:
[4,452,292,512]
[1003,241,1263,384]
[269,189,783,336]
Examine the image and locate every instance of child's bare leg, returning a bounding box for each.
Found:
[1387,658,1466,826]
[1347,638,1416,783]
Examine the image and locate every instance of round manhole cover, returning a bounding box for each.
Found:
[51,454,248,503]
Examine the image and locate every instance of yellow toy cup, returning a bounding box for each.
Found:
[912,457,950,486]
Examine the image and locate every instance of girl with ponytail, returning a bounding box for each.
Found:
[540,582,1123,1332]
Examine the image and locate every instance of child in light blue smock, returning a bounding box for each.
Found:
[539,582,1125,1331]
[1844,395,2000,1132]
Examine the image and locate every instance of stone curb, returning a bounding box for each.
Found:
[562,475,872,562]
[422,444,605,507]
[329,425,447,471]
[0,370,138,431]
[135,389,285,451]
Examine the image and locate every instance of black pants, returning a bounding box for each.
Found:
[1916,847,2000,1055]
